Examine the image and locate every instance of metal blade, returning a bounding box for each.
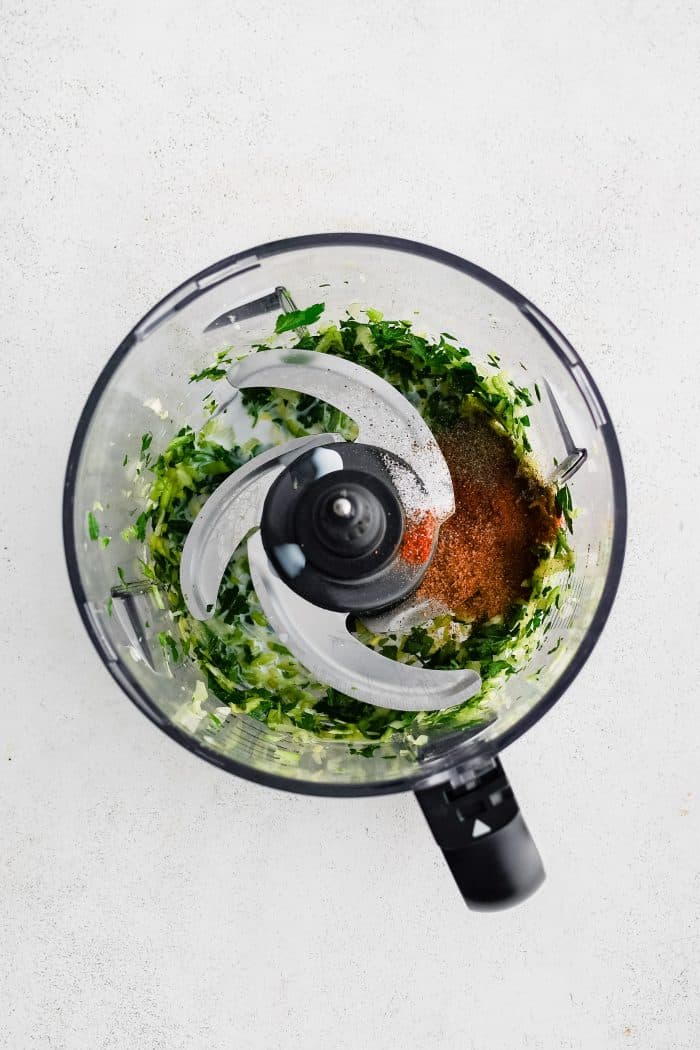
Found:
[361,596,451,634]
[247,531,481,713]
[225,349,455,522]
[180,433,344,620]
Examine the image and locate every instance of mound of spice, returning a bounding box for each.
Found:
[400,510,437,564]
[416,413,559,622]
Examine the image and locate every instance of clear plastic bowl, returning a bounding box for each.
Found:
[63,234,626,796]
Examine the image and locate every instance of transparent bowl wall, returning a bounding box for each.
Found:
[64,235,626,795]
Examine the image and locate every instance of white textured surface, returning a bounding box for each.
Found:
[1,1,699,1047]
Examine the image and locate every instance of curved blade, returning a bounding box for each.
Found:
[247,532,481,713]
[226,349,455,522]
[361,596,451,634]
[181,433,344,620]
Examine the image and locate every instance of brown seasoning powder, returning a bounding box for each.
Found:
[416,414,560,621]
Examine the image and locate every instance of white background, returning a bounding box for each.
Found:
[2,1,699,1047]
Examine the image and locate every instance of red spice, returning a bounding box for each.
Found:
[416,415,559,621]
[401,511,436,564]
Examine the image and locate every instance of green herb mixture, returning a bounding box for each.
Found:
[96,305,575,745]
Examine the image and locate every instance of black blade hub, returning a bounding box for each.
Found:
[298,471,400,577]
[260,442,435,613]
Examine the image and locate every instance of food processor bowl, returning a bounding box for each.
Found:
[64,234,626,908]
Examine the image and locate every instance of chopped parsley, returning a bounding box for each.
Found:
[189,364,229,383]
[189,349,233,384]
[274,303,325,333]
[158,631,180,663]
[555,484,575,533]
[87,511,100,541]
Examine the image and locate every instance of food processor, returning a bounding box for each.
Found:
[63,234,626,910]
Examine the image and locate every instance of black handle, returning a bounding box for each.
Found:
[415,757,545,911]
